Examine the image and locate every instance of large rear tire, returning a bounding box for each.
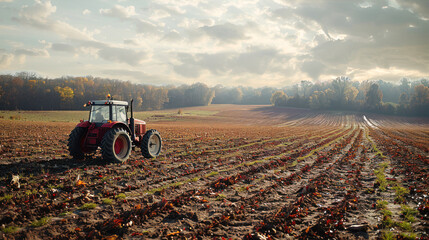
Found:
[141,129,162,158]
[68,127,88,160]
[101,128,132,163]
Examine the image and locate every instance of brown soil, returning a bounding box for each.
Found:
[0,105,428,239]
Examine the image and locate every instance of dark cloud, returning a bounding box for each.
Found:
[101,69,173,85]
[273,0,429,80]
[200,22,247,43]
[51,43,75,53]
[98,47,146,66]
[173,47,288,78]
[123,39,139,46]
[301,60,326,80]
[15,48,48,56]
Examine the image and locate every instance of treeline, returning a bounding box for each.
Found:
[271,77,429,117]
[1,72,428,117]
[0,72,275,111]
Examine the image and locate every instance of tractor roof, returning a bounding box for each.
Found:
[90,100,128,106]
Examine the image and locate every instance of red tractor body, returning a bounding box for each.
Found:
[68,97,162,163]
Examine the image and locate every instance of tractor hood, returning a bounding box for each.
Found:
[130,118,146,125]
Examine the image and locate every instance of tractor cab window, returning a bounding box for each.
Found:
[90,105,109,123]
[113,105,127,122]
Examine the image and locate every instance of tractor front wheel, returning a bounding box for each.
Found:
[68,127,90,160]
[101,128,132,163]
[141,129,162,158]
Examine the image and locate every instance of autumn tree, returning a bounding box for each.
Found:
[331,76,351,108]
[365,83,383,111]
[300,80,313,98]
[409,84,429,116]
[270,91,288,106]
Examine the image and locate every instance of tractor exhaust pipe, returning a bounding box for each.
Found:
[130,99,135,141]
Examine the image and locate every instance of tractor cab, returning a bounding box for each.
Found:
[88,100,128,125]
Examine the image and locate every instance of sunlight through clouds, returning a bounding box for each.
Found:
[0,0,427,86]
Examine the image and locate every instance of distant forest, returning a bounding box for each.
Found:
[272,77,429,117]
[0,72,428,117]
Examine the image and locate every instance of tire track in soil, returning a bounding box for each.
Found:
[293,128,382,239]
[367,127,429,238]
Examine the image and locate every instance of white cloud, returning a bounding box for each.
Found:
[18,0,56,24]
[82,9,91,15]
[0,54,14,68]
[14,0,94,41]
[396,0,429,19]
[100,5,136,19]
[134,19,159,34]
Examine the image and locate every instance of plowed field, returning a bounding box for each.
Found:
[0,105,428,239]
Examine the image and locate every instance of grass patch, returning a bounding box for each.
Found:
[401,205,418,223]
[382,230,395,240]
[205,171,219,177]
[393,185,409,203]
[115,193,126,200]
[1,226,19,234]
[397,221,412,231]
[0,194,13,202]
[235,186,248,192]
[374,162,389,191]
[399,233,418,240]
[79,203,97,210]
[381,209,392,217]
[0,111,87,122]
[59,211,71,217]
[102,198,114,205]
[31,217,50,227]
[365,131,385,158]
[382,216,395,228]
[25,189,38,196]
[245,159,265,166]
[216,194,226,201]
[190,177,199,182]
[145,181,184,194]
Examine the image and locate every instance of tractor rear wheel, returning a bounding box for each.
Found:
[101,128,132,163]
[68,127,90,160]
[141,129,162,158]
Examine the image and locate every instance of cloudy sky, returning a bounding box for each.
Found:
[0,0,428,87]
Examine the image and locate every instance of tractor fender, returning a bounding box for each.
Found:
[101,122,131,135]
[76,121,91,128]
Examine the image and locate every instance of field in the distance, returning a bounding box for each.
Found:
[0,105,428,239]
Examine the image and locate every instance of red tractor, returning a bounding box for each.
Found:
[67,95,162,163]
